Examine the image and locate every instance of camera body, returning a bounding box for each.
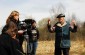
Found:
[19,19,33,30]
[18,19,34,38]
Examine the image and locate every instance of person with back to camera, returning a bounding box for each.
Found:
[47,14,77,55]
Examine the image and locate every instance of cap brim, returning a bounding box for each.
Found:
[56,16,65,18]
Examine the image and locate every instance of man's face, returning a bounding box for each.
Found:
[32,22,36,27]
[58,17,65,23]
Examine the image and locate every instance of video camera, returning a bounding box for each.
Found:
[18,19,33,30]
[18,19,35,37]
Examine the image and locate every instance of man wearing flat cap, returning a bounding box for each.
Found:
[47,14,77,55]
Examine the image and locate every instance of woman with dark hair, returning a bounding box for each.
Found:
[0,11,23,55]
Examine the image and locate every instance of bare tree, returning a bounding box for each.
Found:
[50,3,66,18]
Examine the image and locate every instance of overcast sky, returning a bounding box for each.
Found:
[0,0,85,27]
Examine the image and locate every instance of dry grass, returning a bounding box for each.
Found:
[36,40,85,55]
[36,41,54,55]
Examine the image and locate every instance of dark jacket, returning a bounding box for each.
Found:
[28,27,39,42]
[0,33,23,55]
[48,22,77,48]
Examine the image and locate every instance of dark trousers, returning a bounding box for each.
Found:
[55,47,70,55]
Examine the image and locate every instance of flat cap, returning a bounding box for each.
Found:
[56,14,65,18]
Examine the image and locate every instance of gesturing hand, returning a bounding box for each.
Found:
[70,19,77,29]
[71,19,76,25]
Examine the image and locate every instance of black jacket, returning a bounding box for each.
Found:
[28,27,39,42]
[0,33,23,55]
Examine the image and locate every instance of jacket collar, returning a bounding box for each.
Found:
[57,21,67,27]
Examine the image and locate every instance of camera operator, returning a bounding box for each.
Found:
[18,19,39,55]
[28,20,39,55]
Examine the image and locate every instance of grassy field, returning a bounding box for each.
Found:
[36,40,85,55]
